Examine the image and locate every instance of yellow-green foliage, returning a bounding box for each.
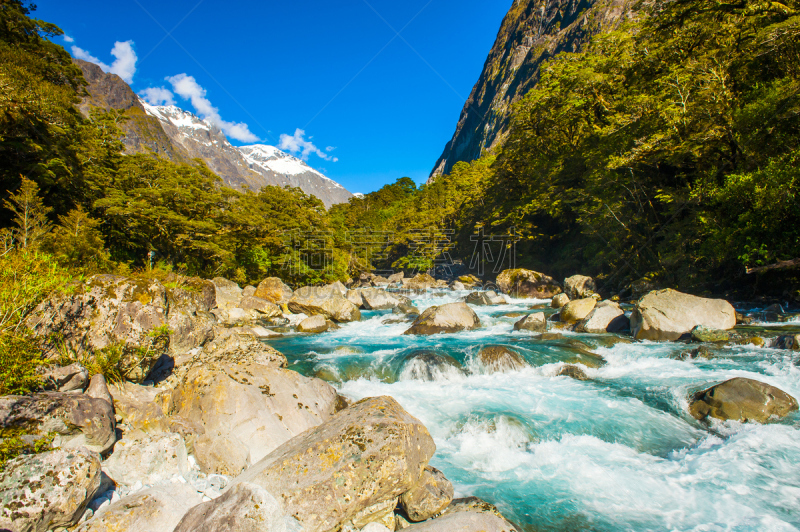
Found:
[0,333,44,396]
[0,429,55,472]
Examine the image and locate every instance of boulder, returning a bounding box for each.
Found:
[0,392,116,454]
[289,287,361,323]
[166,358,339,466]
[371,276,391,287]
[242,286,256,297]
[194,434,251,477]
[361,288,405,310]
[404,273,437,290]
[477,346,528,373]
[174,329,288,375]
[451,281,466,291]
[85,375,114,406]
[76,484,203,532]
[346,289,366,308]
[173,482,287,532]
[0,448,102,532]
[560,298,597,324]
[210,277,244,310]
[297,314,330,333]
[513,313,547,333]
[231,396,435,532]
[564,275,597,300]
[404,303,481,335]
[557,365,589,381]
[254,277,294,305]
[427,497,518,531]
[630,289,736,341]
[465,291,506,306]
[238,296,283,319]
[388,272,405,283]
[348,498,398,530]
[689,378,798,423]
[327,280,349,296]
[495,269,562,299]
[576,302,629,333]
[401,466,454,521]
[691,326,731,343]
[103,432,189,488]
[400,351,466,382]
[551,293,570,309]
[775,334,800,350]
[394,303,421,317]
[109,382,170,436]
[40,363,89,392]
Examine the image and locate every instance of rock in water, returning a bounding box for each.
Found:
[0,392,116,454]
[346,289,365,308]
[360,288,404,310]
[560,298,597,324]
[689,378,799,423]
[630,289,736,341]
[495,269,562,299]
[289,286,361,323]
[465,291,505,306]
[577,302,629,333]
[297,314,329,333]
[551,293,570,309]
[254,277,294,304]
[477,346,528,373]
[76,484,203,532]
[0,448,102,532]
[564,275,597,300]
[557,365,589,381]
[400,351,466,381]
[513,313,547,332]
[229,396,436,532]
[404,273,437,290]
[173,482,287,532]
[401,466,454,521]
[404,302,481,335]
[690,326,731,343]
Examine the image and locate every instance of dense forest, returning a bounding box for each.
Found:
[1,0,799,300]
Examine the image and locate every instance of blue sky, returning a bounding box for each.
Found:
[35,0,512,194]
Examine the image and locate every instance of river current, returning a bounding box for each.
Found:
[268,290,800,532]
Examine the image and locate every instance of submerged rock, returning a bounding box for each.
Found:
[564,275,597,300]
[401,466,454,522]
[477,346,528,373]
[689,377,798,423]
[400,351,466,381]
[630,289,736,341]
[557,365,590,381]
[496,269,562,299]
[228,396,436,532]
[404,302,481,335]
[0,448,102,532]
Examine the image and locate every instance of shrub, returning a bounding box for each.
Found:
[0,333,45,395]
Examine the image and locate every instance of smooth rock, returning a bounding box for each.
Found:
[691,326,731,343]
[404,273,437,290]
[477,346,528,373]
[394,303,421,317]
[238,296,283,318]
[451,281,466,291]
[289,287,362,323]
[254,277,294,305]
[513,313,547,333]
[232,396,436,532]
[689,377,799,423]
[298,314,329,333]
[495,269,562,299]
[347,289,366,308]
[210,277,244,310]
[76,484,203,532]
[0,448,102,532]
[173,482,286,532]
[401,466,454,522]
[361,288,405,310]
[560,298,597,324]
[465,291,505,306]
[103,433,189,488]
[194,434,251,477]
[404,303,481,335]
[0,392,116,454]
[630,289,737,341]
[400,351,465,381]
[564,275,597,300]
[551,293,570,309]
[576,303,628,333]
[85,374,114,406]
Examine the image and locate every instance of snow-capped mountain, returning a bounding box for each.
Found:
[74,59,353,208]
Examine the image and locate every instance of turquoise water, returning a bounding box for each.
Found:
[267,291,800,532]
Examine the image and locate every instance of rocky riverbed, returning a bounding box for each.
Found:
[1,270,799,532]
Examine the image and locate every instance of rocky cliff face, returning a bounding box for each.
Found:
[75,60,353,208]
[429,0,633,180]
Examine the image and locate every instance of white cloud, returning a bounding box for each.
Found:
[139,87,176,106]
[71,40,138,84]
[166,73,259,143]
[63,35,75,43]
[278,129,338,162]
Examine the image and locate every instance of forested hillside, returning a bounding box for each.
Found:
[335,0,800,299]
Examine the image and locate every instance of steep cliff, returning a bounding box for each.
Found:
[430,0,633,180]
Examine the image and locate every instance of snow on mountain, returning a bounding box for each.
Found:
[239,144,333,181]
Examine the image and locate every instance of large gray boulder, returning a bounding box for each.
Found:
[165,357,339,467]
[103,433,190,488]
[209,277,244,310]
[254,277,294,305]
[231,396,436,532]
[173,482,288,532]
[689,378,798,423]
[289,286,361,322]
[630,289,736,341]
[0,392,116,454]
[404,303,481,335]
[576,302,629,333]
[564,275,597,300]
[401,466,454,522]
[0,448,102,532]
[495,269,562,299]
[297,314,329,333]
[76,484,203,532]
[360,288,406,310]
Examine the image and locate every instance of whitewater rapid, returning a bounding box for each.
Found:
[267,291,800,531]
